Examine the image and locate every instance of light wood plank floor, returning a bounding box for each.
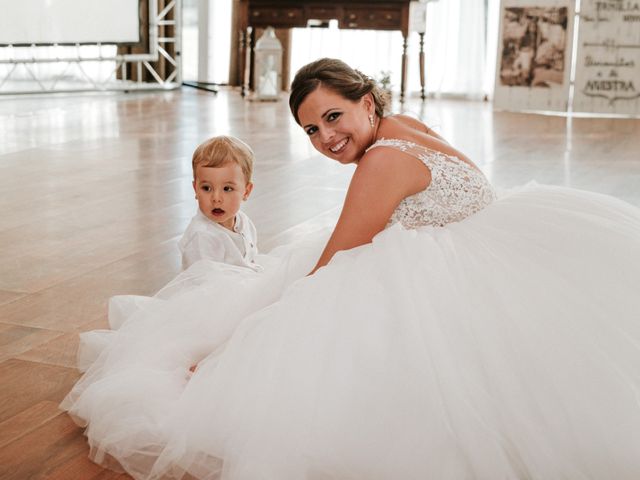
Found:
[1,87,639,479]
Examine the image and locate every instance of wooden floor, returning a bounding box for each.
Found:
[1,87,639,479]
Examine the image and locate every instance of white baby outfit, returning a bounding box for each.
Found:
[178,210,260,271]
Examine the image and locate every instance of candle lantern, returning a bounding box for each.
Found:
[254,27,283,101]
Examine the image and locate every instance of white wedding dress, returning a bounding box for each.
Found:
[62,139,640,480]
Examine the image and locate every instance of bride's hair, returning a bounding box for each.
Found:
[289,58,389,125]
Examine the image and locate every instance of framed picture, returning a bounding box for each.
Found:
[493,0,574,112]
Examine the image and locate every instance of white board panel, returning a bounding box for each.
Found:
[493,0,574,112]
[0,0,140,45]
[572,0,640,115]
[409,1,427,33]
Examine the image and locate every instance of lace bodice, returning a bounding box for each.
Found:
[366,138,496,229]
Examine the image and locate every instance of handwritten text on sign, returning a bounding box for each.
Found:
[573,1,640,114]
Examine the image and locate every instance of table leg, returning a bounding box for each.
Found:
[240,27,255,97]
[419,32,425,100]
[239,28,247,97]
[401,35,408,101]
[248,28,256,93]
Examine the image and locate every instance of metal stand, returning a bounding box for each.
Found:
[182,81,219,94]
[0,0,182,94]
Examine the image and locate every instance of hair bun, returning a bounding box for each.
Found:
[354,69,371,84]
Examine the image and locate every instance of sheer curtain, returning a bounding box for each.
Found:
[290,0,500,99]
[422,0,485,98]
[203,0,232,84]
[290,23,404,93]
[182,0,232,84]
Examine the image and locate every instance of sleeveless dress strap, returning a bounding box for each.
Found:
[367,138,480,176]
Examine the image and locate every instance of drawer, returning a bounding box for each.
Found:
[342,8,401,30]
[307,6,339,20]
[250,6,305,27]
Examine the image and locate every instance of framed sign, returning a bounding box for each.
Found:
[493,0,574,112]
[572,0,640,115]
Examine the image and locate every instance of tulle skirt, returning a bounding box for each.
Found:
[61,183,640,480]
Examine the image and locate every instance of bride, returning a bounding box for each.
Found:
[63,58,640,480]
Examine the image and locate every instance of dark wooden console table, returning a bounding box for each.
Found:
[238,0,414,99]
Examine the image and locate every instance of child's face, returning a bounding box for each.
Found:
[193,163,253,230]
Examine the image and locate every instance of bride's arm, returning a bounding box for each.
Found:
[308,149,430,275]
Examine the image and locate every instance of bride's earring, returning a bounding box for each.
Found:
[369,114,375,128]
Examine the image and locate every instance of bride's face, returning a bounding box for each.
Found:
[297,86,375,164]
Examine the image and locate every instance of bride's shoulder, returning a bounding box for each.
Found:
[372,116,431,149]
[374,116,476,169]
[383,114,429,134]
[367,115,430,154]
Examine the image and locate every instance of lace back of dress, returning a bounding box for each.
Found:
[367,138,497,228]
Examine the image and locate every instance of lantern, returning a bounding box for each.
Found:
[254,27,283,101]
